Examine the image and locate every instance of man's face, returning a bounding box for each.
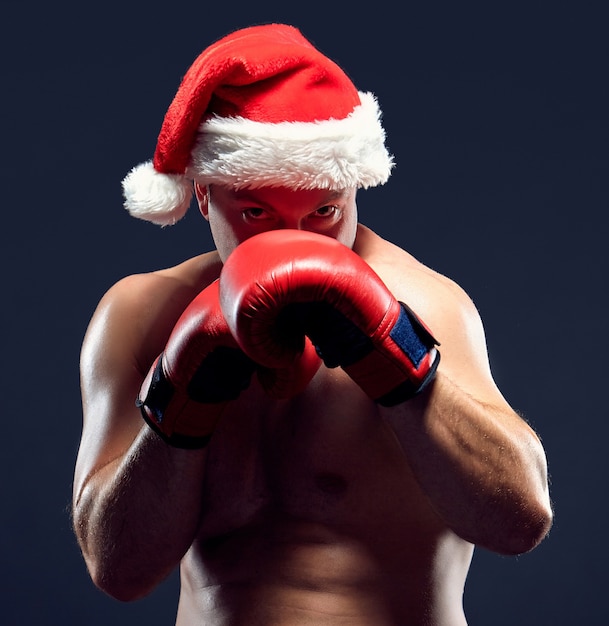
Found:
[198,184,358,262]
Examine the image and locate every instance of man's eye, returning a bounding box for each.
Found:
[243,208,268,220]
[315,206,337,217]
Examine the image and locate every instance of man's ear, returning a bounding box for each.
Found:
[194,182,209,220]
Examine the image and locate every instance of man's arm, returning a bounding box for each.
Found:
[379,279,552,555]
[73,260,322,601]
[354,224,552,553]
[73,273,211,601]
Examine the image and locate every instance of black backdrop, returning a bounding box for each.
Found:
[2,1,607,624]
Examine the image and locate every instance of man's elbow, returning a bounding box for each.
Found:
[505,430,554,554]
[497,494,554,556]
[86,558,158,602]
[73,519,158,602]
[521,496,554,553]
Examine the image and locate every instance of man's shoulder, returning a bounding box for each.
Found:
[84,251,222,360]
[140,250,222,292]
[355,225,449,288]
[105,250,221,308]
[355,224,430,270]
[355,224,478,325]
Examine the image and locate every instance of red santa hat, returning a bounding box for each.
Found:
[122,23,394,226]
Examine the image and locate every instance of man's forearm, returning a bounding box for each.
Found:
[73,426,207,601]
[381,372,553,555]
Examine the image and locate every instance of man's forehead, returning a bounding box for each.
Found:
[215,186,351,202]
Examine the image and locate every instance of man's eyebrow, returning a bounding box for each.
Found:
[229,189,348,202]
[230,190,261,201]
[324,190,348,201]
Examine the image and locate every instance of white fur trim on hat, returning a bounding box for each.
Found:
[186,92,394,190]
[122,162,194,226]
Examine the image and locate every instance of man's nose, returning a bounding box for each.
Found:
[278,216,305,230]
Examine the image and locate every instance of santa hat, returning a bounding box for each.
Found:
[122,23,394,226]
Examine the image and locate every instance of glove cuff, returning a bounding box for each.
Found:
[341,302,440,405]
[137,355,221,449]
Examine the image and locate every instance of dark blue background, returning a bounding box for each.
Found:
[1,1,606,624]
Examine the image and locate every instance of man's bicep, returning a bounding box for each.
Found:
[422,280,514,411]
[74,291,150,502]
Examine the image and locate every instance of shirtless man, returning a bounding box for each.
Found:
[72,24,553,625]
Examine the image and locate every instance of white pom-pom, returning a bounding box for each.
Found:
[122,161,193,226]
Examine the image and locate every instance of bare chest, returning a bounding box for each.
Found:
[181,368,470,623]
[196,367,437,539]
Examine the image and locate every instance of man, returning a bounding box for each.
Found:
[72,24,552,625]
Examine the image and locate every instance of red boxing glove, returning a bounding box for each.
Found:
[137,280,255,448]
[137,280,321,448]
[219,230,440,407]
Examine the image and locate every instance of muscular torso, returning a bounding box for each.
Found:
[178,368,473,625]
[94,225,474,624]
